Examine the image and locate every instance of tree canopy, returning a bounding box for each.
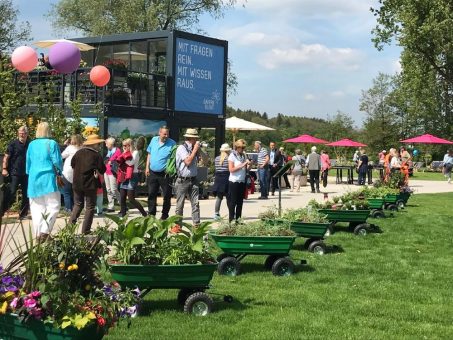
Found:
[0,0,31,52]
[49,0,238,36]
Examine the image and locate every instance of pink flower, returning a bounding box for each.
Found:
[31,291,41,298]
[10,297,18,309]
[24,298,37,308]
[30,307,43,319]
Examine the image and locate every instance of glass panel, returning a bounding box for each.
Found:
[80,50,94,67]
[130,41,147,72]
[148,39,167,75]
[112,43,131,70]
[94,44,112,67]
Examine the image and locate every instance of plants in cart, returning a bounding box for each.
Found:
[105,215,215,265]
[216,219,296,237]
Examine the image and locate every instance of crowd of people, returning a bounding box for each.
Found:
[2,123,453,237]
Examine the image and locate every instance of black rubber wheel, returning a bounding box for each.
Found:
[218,256,240,276]
[303,238,315,249]
[264,255,281,270]
[396,200,405,209]
[307,240,326,255]
[271,257,295,276]
[353,223,369,236]
[183,292,213,316]
[216,253,230,263]
[372,210,385,219]
[324,224,334,236]
[223,295,233,303]
[387,204,398,211]
[177,289,199,305]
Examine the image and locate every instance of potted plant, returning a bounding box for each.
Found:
[105,89,130,105]
[0,223,139,339]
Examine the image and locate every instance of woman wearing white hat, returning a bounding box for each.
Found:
[212,143,231,219]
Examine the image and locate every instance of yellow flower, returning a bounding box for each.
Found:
[84,284,91,291]
[67,264,78,271]
[59,262,65,269]
[0,301,8,314]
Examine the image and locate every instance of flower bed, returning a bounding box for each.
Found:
[0,223,139,338]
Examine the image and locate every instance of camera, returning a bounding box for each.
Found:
[200,141,209,148]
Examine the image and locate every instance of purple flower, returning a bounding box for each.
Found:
[132,288,141,296]
[0,266,3,274]
[2,277,13,285]
[6,285,18,292]
[30,307,43,319]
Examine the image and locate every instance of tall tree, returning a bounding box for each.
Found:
[49,0,238,35]
[359,73,400,154]
[0,0,31,52]
[371,0,453,138]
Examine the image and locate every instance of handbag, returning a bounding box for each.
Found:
[54,166,65,189]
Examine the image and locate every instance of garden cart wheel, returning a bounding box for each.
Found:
[184,292,213,316]
[353,224,369,236]
[324,224,334,236]
[264,255,281,270]
[387,204,398,211]
[304,238,316,249]
[307,240,326,255]
[177,289,200,305]
[271,257,295,276]
[218,256,240,276]
[396,200,405,210]
[216,253,230,263]
[371,210,385,219]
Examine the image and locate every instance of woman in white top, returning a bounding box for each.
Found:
[227,139,251,222]
[390,150,402,171]
[61,135,83,212]
[118,138,147,217]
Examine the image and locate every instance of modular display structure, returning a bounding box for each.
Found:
[22,30,228,151]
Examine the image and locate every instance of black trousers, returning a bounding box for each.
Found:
[309,170,320,192]
[71,189,96,234]
[147,171,172,219]
[227,181,246,222]
[4,175,29,216]
[269,166,281,194]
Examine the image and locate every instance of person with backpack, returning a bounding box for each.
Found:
[145,126,176,220]
[175,128,202,226]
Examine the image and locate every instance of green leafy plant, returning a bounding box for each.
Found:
[281,208,329,224]
[216,220,295,237]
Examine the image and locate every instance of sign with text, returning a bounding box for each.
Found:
[174,37,225,115]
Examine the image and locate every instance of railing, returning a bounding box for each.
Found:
[14,67,167,109]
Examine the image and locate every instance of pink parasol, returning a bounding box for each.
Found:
[326,138,367,147]
[400,134,453,144]
[283,134,329,144]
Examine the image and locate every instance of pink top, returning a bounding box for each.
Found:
[105,147,122,175]
[321,153,331,171]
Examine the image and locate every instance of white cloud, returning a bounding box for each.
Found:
[392,59,402,73]
[258,43,363,70]
[238,0,371,18]
[304,94,316,101]
[331,91,346,97]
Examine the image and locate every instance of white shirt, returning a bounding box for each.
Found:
[390,156,401,168]
[228,151,246,183]
[61,145,81,183]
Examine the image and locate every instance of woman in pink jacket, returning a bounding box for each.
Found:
[104,137,122,212]
[320,150,331,188]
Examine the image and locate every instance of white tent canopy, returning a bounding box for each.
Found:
[225,116,274,142]
[33,39,95,51]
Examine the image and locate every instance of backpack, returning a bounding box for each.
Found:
[165,145,179,178]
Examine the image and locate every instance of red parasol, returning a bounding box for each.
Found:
[283,134,329,144]
[400,134,453,144]
[326,138,367,147]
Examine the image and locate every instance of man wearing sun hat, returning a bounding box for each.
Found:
[175,128,202,225]
[70,134,106,234]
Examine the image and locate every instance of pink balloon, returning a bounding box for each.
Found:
[11,46,38,73]
[90,65,111,87]
[49,42,81,74]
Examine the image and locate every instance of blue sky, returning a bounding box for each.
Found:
[14,0,401,125]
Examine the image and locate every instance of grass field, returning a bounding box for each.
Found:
[105,192,453,339]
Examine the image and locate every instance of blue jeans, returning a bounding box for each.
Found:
[62,176,73,211]
[257,167,269,198]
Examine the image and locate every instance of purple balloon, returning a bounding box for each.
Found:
[49,42,81,74]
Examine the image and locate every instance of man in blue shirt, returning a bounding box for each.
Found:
[145,126,176,220]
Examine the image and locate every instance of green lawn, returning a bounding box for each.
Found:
[409,171,446,181]
[106,193,453,339]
